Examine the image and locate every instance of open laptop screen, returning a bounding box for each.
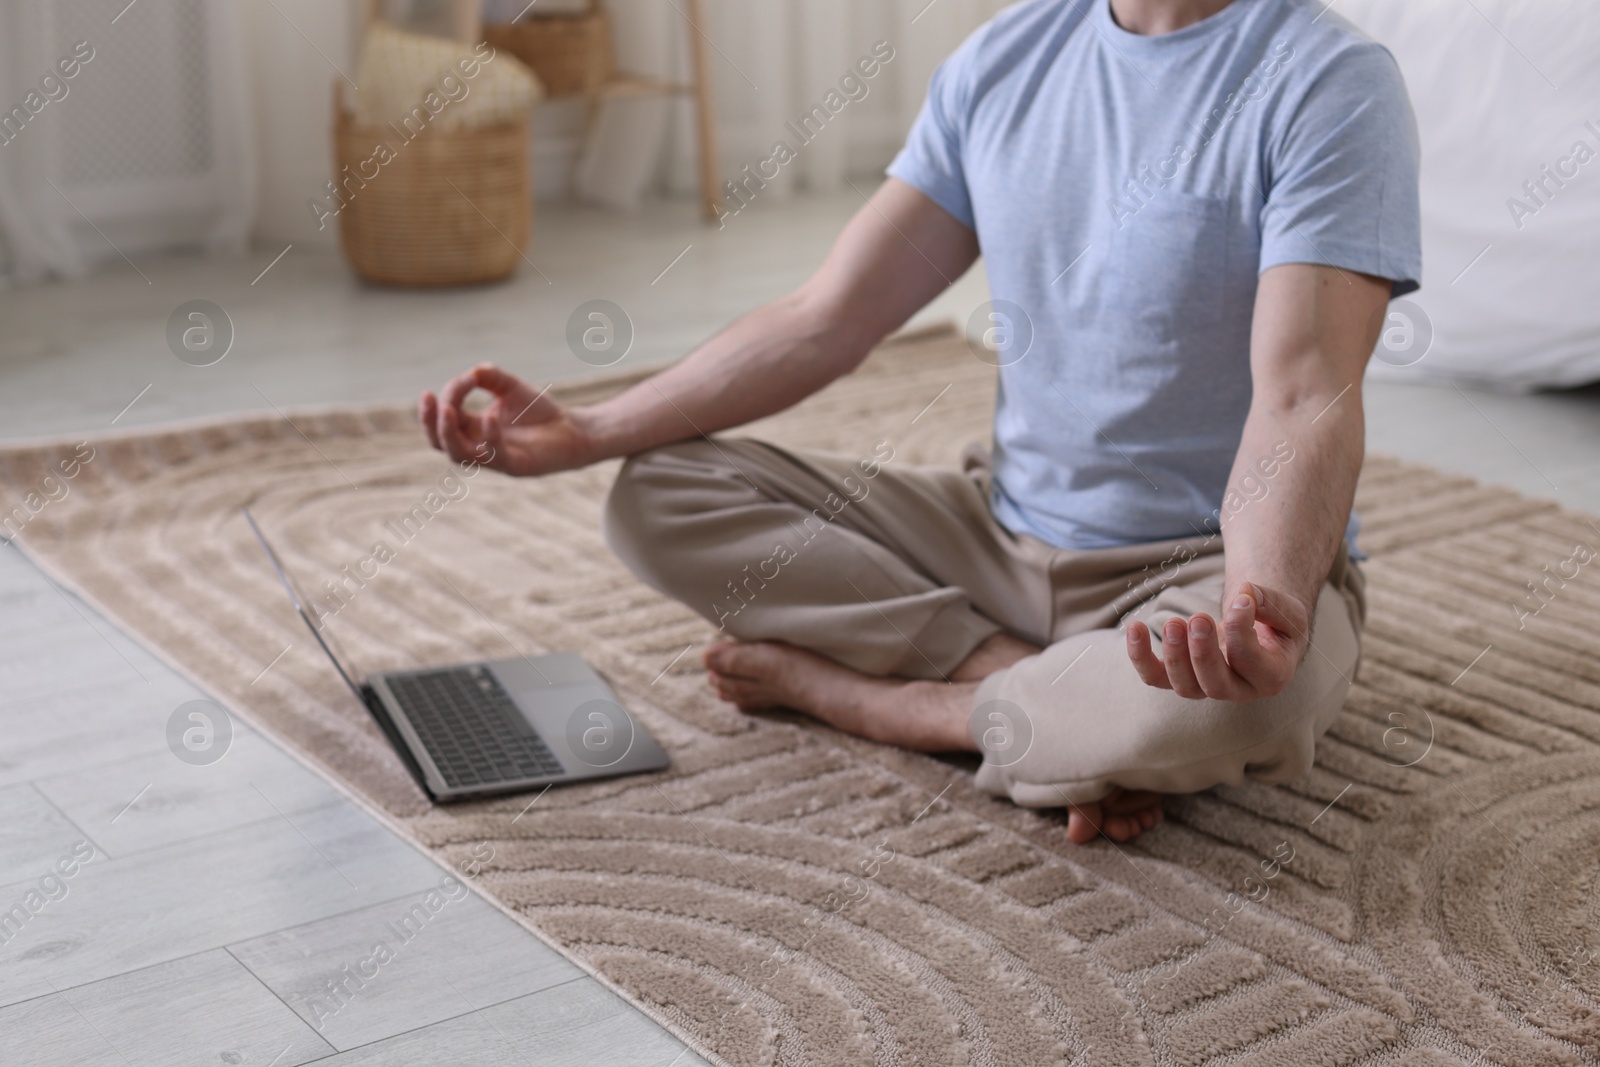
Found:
[242,508,367,705]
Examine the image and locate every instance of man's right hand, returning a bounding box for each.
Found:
[418,364,593,477]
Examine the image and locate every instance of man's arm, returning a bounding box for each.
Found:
[419,179,979,474]
[1126,263,1391,701]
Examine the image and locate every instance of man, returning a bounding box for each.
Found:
[420,0,1420,845]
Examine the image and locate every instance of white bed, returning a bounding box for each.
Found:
[1338,0,1600,389]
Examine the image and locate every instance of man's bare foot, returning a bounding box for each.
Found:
[1064,787,1163,844]
[703,639,1164,844]
[704,640,975,751]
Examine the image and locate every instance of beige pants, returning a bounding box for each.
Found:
[604,438,1365,807]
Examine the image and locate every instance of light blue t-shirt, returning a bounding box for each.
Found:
[888,0,1421,552]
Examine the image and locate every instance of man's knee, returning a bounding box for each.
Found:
[603,438,764,600]
[603,441,700,580]
[977,677,1347,807]
[603,447,663,553]
[971,586,1360,807]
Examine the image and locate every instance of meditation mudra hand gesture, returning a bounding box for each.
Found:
[419,363,591,477]
[1124,582,1313,702]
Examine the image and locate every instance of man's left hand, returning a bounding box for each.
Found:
[1124,582,1312,701]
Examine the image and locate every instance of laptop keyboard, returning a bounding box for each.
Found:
[386,666,565,789]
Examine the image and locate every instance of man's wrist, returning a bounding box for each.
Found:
[564,404,615,469]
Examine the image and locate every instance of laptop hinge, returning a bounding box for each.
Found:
[360,683,437,801]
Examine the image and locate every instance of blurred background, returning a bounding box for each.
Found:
[0,0,1597,508]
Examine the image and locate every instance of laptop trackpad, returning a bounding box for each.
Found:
[489,656,634,757]
[509,681,612,720]
[493,652,606,690]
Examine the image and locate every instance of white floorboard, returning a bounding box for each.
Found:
[0,798,450,1007]
[35,731,345,858]
[0,782,92,878]
[229,889,585,1050]
[314,979,711,1067]
[0,949,334,1067]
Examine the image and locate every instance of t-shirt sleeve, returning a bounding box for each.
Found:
[1258,44,1422,296]
[887,45,978,230]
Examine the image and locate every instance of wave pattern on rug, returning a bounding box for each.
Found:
[5,327,1600,1067]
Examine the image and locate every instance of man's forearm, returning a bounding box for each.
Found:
[569,289,873,465]
[1123,266,1387,700]
[566,180,978,467]
[1220,263,1388,629]
[1220,398,1364,627]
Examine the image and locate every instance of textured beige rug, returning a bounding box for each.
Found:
[5,326,1600,1066]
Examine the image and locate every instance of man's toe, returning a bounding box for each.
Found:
[711,640,785,680]
[710,673,771,712]
[1067,802,1103,844]
[703,641,740,673]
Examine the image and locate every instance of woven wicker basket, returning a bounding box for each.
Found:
[332,105,532,287]
[483,13,612,98]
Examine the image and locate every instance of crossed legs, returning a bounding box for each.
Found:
[605,438,1359,845]
[601,437,1170,841]
[702,634,1163,842]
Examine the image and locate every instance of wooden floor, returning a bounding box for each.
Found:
[2,188,1597,1065]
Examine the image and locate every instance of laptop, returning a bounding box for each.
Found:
[243,508,670,802]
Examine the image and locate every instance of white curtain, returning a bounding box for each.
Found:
[0,0,255,284]
[0,2,91,280]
